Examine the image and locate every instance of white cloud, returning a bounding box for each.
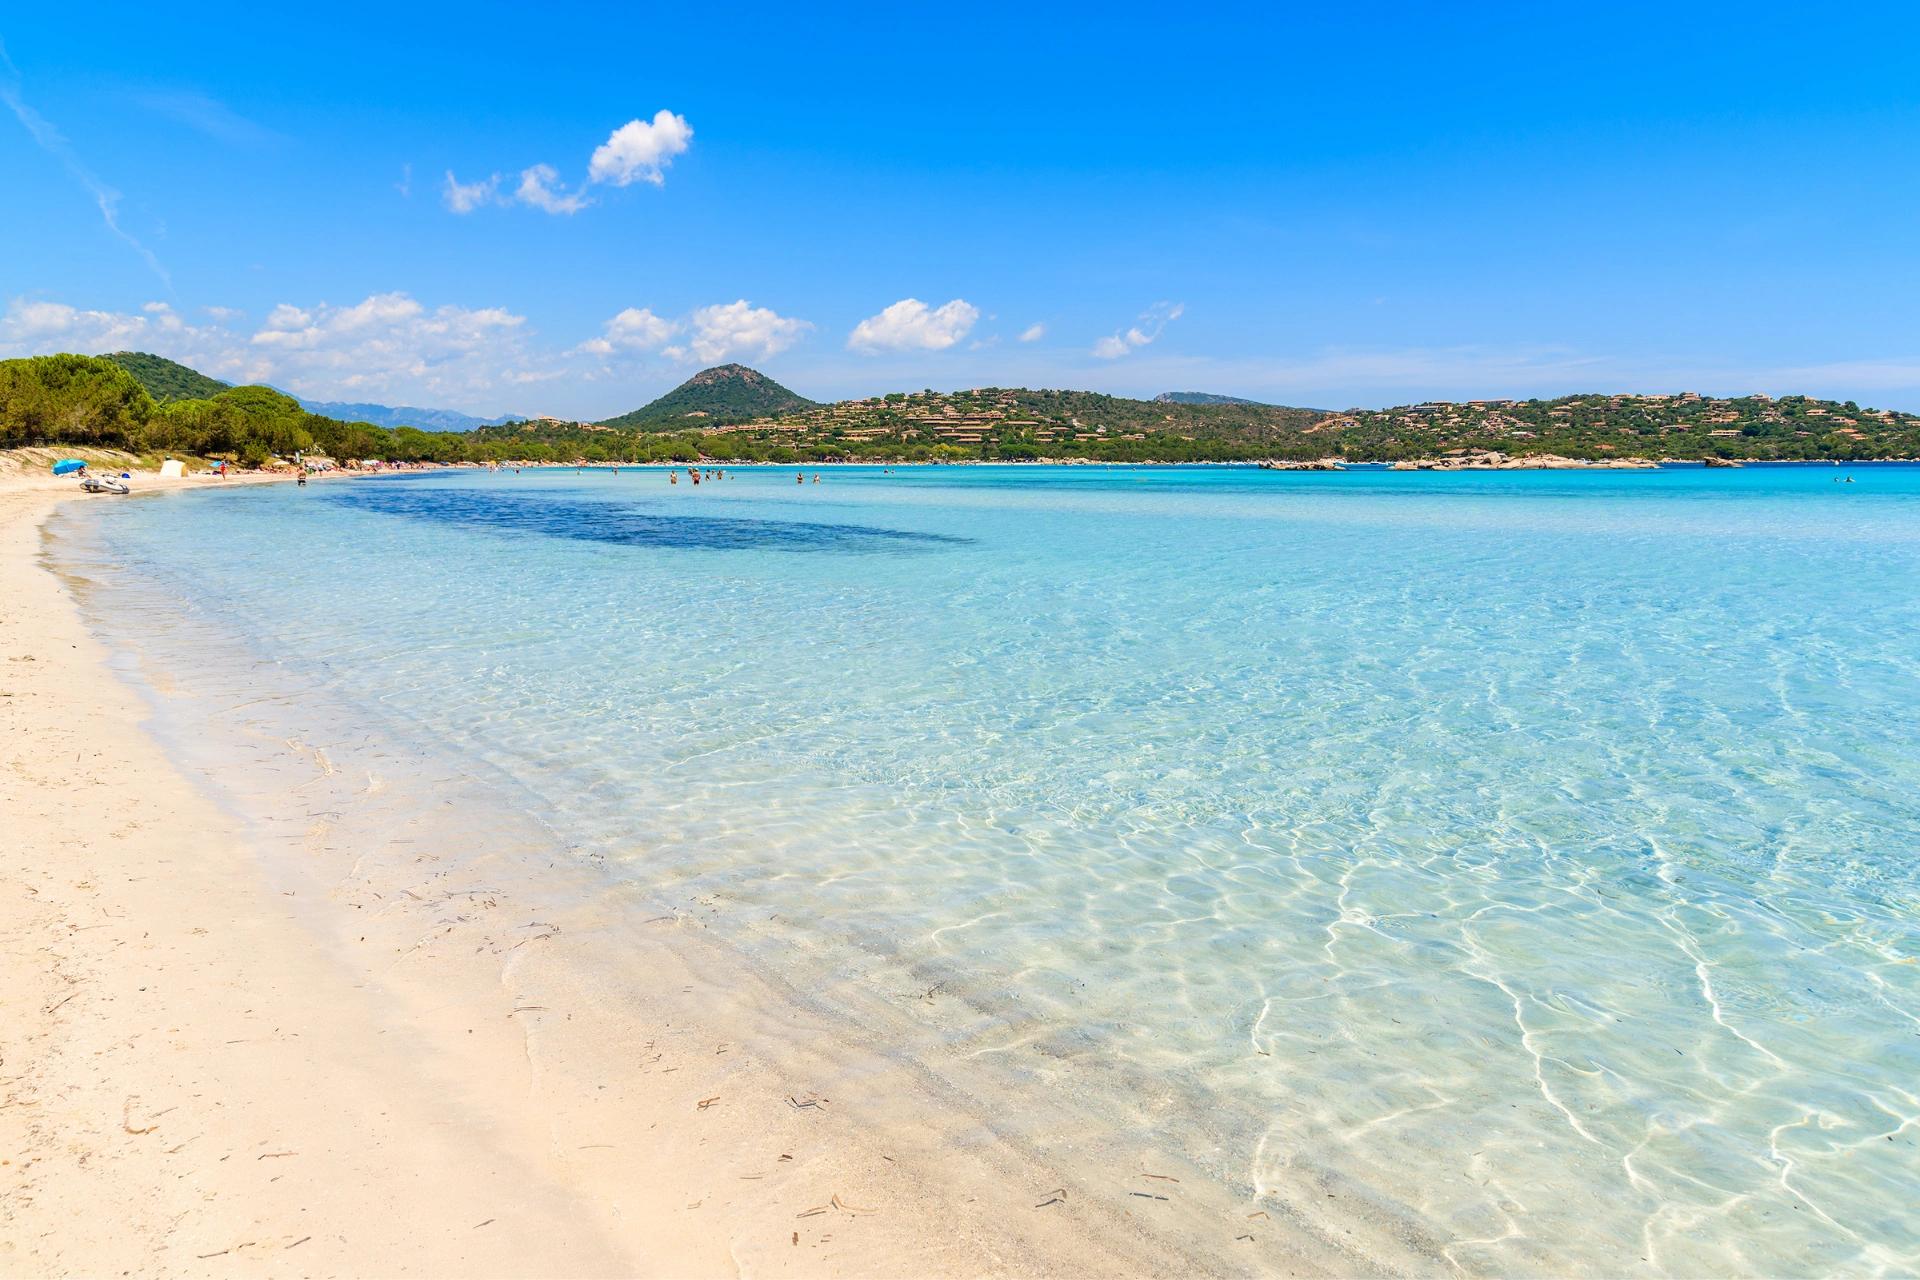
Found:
[2,299,159,353]
[680,300,810,363]
[847,297,979,353]
[1019,322,1046,343]
[1093,301,1184,359]
[580,306,680,355]
[2,291,552,410]
[588,110,694,188]
[20,287,1920,422]
[443,169,501,213]
[515,163,590,215]
[236,293,537,403]
[442,109,692,218]
[582,301,809,365]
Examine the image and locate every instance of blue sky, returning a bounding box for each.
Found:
[3,2,1917,418]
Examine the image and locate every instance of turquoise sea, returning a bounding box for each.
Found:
[54,464,1920,1275]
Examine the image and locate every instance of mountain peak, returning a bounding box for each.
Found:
[597,364,816,430]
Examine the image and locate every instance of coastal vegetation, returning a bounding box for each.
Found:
[0,354,456,466]
[5,352,1919,466]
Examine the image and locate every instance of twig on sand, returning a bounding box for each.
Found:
[785,1095,827,1110]
[697,1095,721,1110]
[1141,1172,1180,1182]
[797,1193,876,1218]
[287,1237,311,1250]
[257,1151,296,1159]
[473,1218,494,1229]
[1034,1189,1067,1208]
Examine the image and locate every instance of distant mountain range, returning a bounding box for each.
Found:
[295,399,524,432]
[1156,391,1274,407]
[597,363,816,430]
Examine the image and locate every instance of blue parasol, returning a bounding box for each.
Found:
[51,459,86,476]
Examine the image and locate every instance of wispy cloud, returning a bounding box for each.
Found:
[127,87,279,146]
[443,169,501,213]
[1093,301,1183,359]
[515,163,590,215]
[443,163,591,215]
[0,40,168,286]
[1018,322,1046,343]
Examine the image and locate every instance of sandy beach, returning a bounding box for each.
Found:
[0,470,1255,1278]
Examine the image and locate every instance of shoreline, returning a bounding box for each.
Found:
[381,455,1920,471]
[0,475,639,1274]
[1,472,1296,1277]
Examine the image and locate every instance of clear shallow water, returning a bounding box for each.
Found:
[60,465,1920,1275]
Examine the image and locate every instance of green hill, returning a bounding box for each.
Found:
[9,350,1920,466]
[104,351,230,402]
[597,364,816,430]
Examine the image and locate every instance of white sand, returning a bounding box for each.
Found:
[0,469,1250,1278]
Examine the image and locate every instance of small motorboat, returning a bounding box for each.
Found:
[80,474,130,495]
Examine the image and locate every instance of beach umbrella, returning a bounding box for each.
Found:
[51,459,86,475]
